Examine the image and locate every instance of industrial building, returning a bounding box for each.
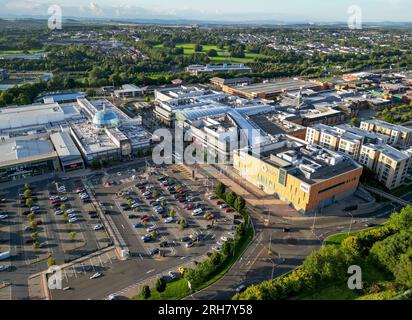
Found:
[222,78,320,100]
[187,64,251,76]
[233,136,363,214]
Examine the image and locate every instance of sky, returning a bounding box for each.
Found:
[0,0,411,22]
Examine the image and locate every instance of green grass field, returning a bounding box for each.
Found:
[0,49,45,54]
[154,43,265,64]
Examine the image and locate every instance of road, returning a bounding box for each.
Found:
[185,164,394,300]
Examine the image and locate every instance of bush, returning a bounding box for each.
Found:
[394,250,412,288]
[155,277,167,293]
[141,285,151,299]
[215,182,226,198]
[225,191,237,207]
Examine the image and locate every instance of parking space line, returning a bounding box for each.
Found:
[72,265,77,279]
[98,255,104,268]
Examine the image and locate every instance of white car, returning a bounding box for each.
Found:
[168,271,178,280]
[66,209,76,214]
[68,217,78,223]
[212,246,222,253]
[216,241,224,246]
[54,210,64,216]
[131,203,141,209]
[220,204,229,209]
[208,195,217,200]
[191,208,203,216]
[146,225,158,232]
[228,232,236,237]
[60,197,68,202]
[156,196,166,202]
[93,224,104,231]
[49,195,59,200]
[0,215,9,220]
[30,206,40,211]
[68,213,78,218]
[164,217,174,224]
[0,265,10,272]
[90,272,102,280]
[221,236,232,243]
[185,242,194,248]
[117,172,122,176]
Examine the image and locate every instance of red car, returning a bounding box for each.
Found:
[36,220,43,225]
[49,199,60,205]
[225,208,233,213]
[185,205,194,211]
[206,214,215,221]
[141,216,150,223]
[217,200,224,205]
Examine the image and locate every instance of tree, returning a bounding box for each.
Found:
[207,49,218,57]
[24,189,32,199]
[141,285,151,299]
[128,199,134,207]
[351,117,358,127]
[31,232,39,240]
[68,232,77,241]
[25,198,34,208]
[47,257,56,267]
[225,191,237,207]
[155,277,167,293]
[394,249,412,288]
[60,204,66,212]
[194,44,203,52]
[215,182,226,198]
[169,209,175,218]
[27,212,35,221]
[179,219,187,230]
[234,196,246,212]
[30,220,38,229]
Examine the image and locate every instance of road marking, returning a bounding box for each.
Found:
[121,224,125,230]
[98,255,104,268]
[72,266,77,279]
[146,269,155,274]
[139,253,143,261]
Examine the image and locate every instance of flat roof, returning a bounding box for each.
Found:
[232,79,318,95]
[50,131,82,160]
[0,139,57,167]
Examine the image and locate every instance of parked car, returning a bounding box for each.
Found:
[149,248,160,256]
[164,217,174,224]
[93,224,104,231]
[146,225,158,232]
[134,222,143,228]
[212,246,222,253]
[68,217,78,223]
[141,234,152,242]
[208,195,217,200]
[159,241,168,248]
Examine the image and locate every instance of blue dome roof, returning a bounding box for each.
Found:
[92,108,119,127]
